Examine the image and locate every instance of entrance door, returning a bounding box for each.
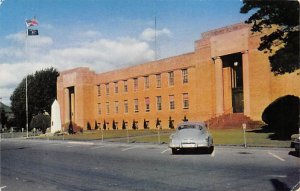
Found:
[68,87,75,122]
[232,88,243,113]
[231,60,244,113]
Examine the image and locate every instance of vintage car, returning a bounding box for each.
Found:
[169,122,213,154]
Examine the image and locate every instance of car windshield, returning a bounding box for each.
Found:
[178,124,205,131]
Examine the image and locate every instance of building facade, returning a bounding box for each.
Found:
[57,23,300,130]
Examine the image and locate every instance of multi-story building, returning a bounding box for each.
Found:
[57,23,300,130]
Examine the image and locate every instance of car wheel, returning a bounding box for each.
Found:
[172,148,180,155]
[208,146,214,154]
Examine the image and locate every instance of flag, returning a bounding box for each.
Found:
[26,18,38,27]
[27,29,39,36]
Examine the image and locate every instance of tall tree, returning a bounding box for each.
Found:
[240,0,299,75]
[1,109,7,129]
[10,67,59,129]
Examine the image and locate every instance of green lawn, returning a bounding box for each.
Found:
[35,128,291,148]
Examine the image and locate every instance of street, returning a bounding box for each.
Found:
[1,139,299,191]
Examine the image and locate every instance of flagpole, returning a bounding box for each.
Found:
[154,16,157,61]
[26,76,28,138]
[25,19,29,138]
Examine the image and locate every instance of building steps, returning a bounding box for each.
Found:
[206,113,263,129]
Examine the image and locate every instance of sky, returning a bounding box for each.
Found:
[0,0,252,106]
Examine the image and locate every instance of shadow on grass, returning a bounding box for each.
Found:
[248,125,293,141]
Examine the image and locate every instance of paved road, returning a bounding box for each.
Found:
[1,139,299,191]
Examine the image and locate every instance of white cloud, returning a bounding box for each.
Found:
[0,28,160,105]
[139,28,172,42]
[5,31,53,47]
[6,32,25,43]
[84,30,102,38]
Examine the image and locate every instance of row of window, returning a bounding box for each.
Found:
[97,69,188,96]
[97,93,189,115]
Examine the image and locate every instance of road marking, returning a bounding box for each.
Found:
[90,145,105,150]
[1,186,7,190]
[161,149,170,154]
[267,175,287,178]
[268,151,285,161]
[122,146,138,151]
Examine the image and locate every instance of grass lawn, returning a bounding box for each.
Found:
[36,128,291,148]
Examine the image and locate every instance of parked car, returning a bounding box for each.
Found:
[169,121,213,154]
[291,134,300,152]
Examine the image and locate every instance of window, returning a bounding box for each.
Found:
[97,85,101,96]
[97,103,101,115]
[134,99,139,113]
[133,78,138,91]
[168,71,174,86]
[182,69,188,84]
[106,102,110,115]
[106,83,110,95]
[156,74,161,88]
[124,100,128,113]
[183,93,189,109]
[123,80,128,92]
[144,76,149,89]
[114,82,118,94]
[114,101,119,113]
[156,96,162,111]
[145,97,150,112]
[169,95,175,110]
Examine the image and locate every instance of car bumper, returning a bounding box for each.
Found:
[169,142,210,149]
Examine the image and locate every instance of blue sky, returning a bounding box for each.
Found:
[0,0,252,105]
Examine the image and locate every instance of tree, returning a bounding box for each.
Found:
[1,109,7,130]
[240,1,299,75]
[262,95,299,139]
[10,68,59,129]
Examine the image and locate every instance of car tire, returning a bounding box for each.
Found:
[172,148,180,155]
[208,146,214,154]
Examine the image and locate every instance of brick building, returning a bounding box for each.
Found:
[57,23,300,130]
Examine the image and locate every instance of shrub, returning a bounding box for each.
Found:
[112,120,116,130]
[30,113,50,134]
[169,116,174,129]
[122,120,126,130]
[132,120,137,130]
[262,95,299,139]
[87,122,91,130]
[95,120,99,130]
